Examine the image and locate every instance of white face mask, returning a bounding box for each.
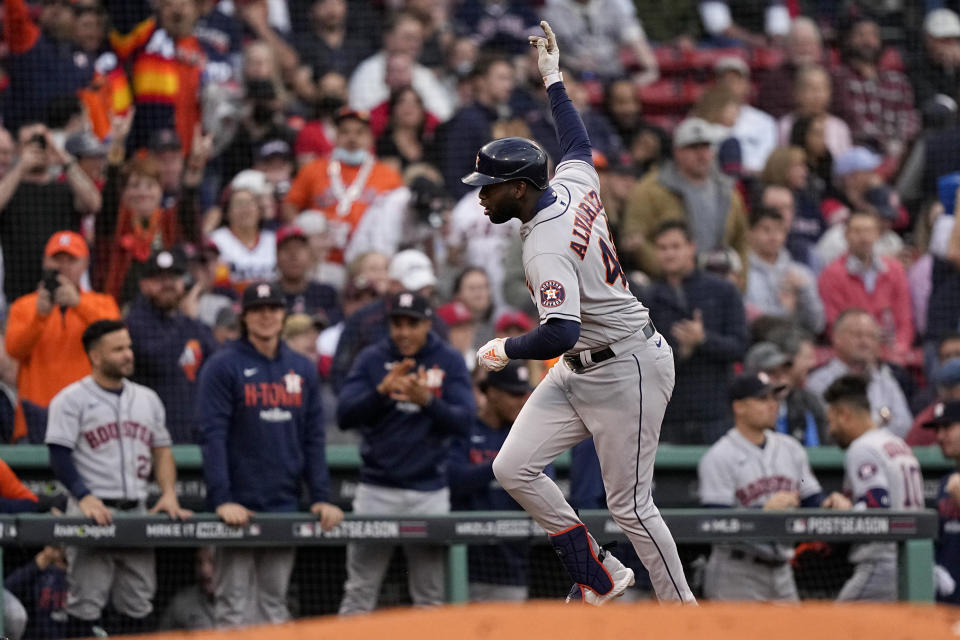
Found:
[332,147,369,166]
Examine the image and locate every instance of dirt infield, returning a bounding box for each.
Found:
[142,602,960,640]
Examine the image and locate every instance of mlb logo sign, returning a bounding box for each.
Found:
[294,523,316,538]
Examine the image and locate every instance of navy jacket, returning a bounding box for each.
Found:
[330,297,448,391]
[277,281,342,326]
[439,101,500,198]
[449,417,552,585]
[127,296,217,444]
[937,473,960,605]
[643,270,747,425]
[338,332,474,491]
[198,338,330,511]
[4,562,67,639]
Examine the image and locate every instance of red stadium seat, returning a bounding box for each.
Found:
[750,47,785,71]
[654,47,689,77]
[689,47,748,72]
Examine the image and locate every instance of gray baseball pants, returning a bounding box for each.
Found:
[468,583,529,602]
[837,559,897,602]
[64,499,154,620]
[339,484,449,614]
[213,547,296,627]
[703,547,799,601]
[492,328,696,603]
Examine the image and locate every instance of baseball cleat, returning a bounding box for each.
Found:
[564,541,635,605]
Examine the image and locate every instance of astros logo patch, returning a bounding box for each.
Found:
[539,280,565,308]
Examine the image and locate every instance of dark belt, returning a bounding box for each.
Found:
[100,499,140,511]
[563,323,656,374]
[729,549,787,568]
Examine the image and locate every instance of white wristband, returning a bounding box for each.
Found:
[543,72,564,88]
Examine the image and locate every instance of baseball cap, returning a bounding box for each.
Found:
[922,400,960,429]
[483,361,534,395]
[729,371,786,402]
[44,230,88,259]
[673,117,719,148]
[230,169,270,196]
[744,342,793,373]
[937,358,960,387]
[241,282,285,311]
[276,225,307,248]
[65,131,106,158]
[714,55,750,77]
[864,185,897,221]
[142,247,187,277]
[495,310,534,333]
[436,301,473,326]
[149,128,182,153]
[214,306,239,330]
[333,106,371,126]
[294,210,327,235]
[387,290,432,320]
[256,139,292,163]
[835,146,883,177]
[282,313,320,340]
[388,249,437,291]
[925,8,960,39]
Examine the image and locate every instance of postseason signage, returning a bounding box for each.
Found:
[9,510,938,547]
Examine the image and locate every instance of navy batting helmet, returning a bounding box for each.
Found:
[461,137,549,190]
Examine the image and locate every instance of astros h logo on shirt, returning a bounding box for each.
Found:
[540,280,565,308]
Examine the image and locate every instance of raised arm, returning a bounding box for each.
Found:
[529,21,592,166]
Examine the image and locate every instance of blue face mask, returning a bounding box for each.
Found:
[332,147,369,166]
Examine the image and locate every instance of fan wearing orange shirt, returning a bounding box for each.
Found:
[283,108,402,264]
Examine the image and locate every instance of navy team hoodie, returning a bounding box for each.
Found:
[337,332,475,491]
[198,338,330,511]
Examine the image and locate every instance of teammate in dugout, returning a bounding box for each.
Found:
[698,371,827,601]
[822,374,924,601]
[465,21,696,604]
[336,291,474,613]
[448,361,554,602]
[198,281,344,627]
[918,399,960,603]
[44,320,192,637]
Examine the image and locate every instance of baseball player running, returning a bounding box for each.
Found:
[465,21,695,604]
[822,374,924,601]
[699,371,824,601]
[45,320,191,637]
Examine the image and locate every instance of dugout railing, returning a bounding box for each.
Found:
[0,508,939,635]
[1,444,956,509]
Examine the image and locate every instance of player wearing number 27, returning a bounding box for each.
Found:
[822,374,924,601]
[466,22,695,604]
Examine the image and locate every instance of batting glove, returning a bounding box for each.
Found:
[528,21,561,82]
[477,338,509,372]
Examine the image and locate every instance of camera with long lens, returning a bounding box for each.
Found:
[408,177,450,230]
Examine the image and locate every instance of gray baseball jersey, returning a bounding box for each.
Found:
[520,159,649,351]
[494,157,695,603]
[699,427,822,559]
[46,376,171,501]
[843,428,923,565]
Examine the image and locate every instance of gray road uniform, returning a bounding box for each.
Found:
[45,376,171,621]
[491,158,695,602]
[838,428,923,601]
[698,428,822,601]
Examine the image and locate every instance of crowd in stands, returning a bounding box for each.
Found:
[3,0,960,626]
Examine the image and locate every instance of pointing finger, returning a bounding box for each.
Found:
[541,20,557,49]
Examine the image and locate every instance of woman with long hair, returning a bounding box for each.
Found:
[375,86,438,172]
